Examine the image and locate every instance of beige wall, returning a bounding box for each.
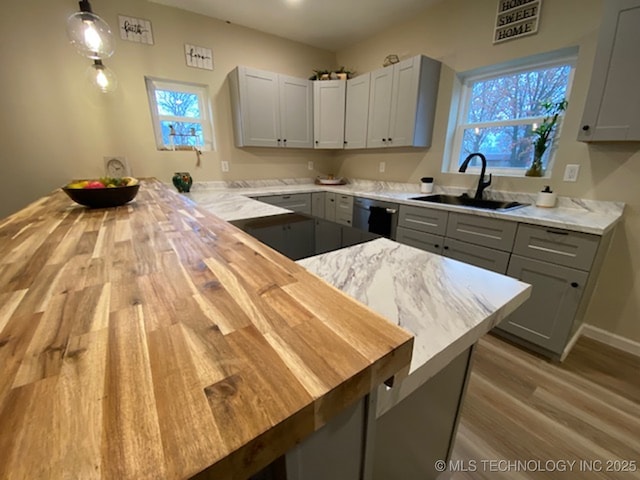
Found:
[336,0,640,344]
[0,0,337,218]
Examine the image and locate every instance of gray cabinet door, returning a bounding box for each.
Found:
[500,255,589,355]
[578,0,640,141]
[442,238,510,274]
[396,226,444,255]
[325,192,337,221]
[311,192,326,218]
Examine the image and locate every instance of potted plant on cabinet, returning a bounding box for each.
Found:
[525,99,568,177]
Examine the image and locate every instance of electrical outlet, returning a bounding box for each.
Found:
[307,161,314,171]
[221,161,229,173]
[563,164,580,182]
[379,161,386,173]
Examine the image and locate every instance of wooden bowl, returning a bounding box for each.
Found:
[62,184,140,208]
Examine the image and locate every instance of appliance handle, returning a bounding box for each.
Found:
[385,208,397,214]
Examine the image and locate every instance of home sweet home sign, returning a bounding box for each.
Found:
[493,0,542,44]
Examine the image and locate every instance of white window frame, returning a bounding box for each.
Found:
[145,77,215,151]
[446,50,577,177]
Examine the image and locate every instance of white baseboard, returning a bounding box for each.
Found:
[581,324,640,358]
[561,323,585,361]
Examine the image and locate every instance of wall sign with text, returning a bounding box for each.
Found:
[493,0,542,44]
[118,15,154,45]
[184,44,214,70]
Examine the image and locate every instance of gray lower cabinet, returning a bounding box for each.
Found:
[325,192,337,221]
[335,194,354,226]
[394,205,610,359]
[311,192,325,218]
[257,193,312,215]
[499,255,588,354]
[283,347,473,480]
[395,226,444,255]
[442,237,510,274]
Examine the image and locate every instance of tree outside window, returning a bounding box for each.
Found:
[450,55,574,175]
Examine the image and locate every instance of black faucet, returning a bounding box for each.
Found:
[459,152,492,200]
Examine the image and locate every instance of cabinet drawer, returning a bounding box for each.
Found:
[443,238,510,274]
[398,205,448,235]
[396,226,444,255]
[446,212,516,252]
[258,193,312,214]
[325,193,336,221]
[336,210,353,227]
[512,224,599,271]
[336,194,354,214]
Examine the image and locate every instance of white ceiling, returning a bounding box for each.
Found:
[149,0,442,52]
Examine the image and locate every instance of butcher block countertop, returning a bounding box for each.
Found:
[0,179,413,480]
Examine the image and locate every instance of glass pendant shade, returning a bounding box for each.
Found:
[87,60,117,93]
[67,10,114,59]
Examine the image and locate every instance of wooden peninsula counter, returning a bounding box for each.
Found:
[0,179,413,479]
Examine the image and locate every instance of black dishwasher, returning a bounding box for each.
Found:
[352,197,399,239]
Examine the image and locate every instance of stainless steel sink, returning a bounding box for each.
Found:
[410,194,529,211]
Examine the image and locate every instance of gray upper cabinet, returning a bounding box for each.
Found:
[578,0,640,141]
[366,55,441,148]
[313,80,346,149]
[229,66,313,148]
[344,74,371,149]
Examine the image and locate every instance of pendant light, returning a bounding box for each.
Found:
[87,60,117,94]
[66,0,114,59]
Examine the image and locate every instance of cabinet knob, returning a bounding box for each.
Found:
[382,138,387,142]
[571,282,579,288]
[344,141,348,145]
[277,138,281,142]
[388,138,392,142]
[582,125,590,131]
[283,139,287,143]
[315,140,319,144]
[434,244,440,248]
[443,246,449,250]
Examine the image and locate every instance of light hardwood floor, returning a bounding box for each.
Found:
[447,333,640,480]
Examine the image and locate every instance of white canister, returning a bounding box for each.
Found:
[420,177,434,194]
[536,186,557,208]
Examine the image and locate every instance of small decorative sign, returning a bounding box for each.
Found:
[184,44,214,70]
[118,15,154,45]
[493,0,542,44]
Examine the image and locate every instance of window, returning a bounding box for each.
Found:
[447,51,576,176]
[145,77,214,151]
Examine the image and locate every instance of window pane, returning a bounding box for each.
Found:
[161,121,203,146]
[466,65,571,123]
[155,90,201,118]
[459,125,538,169]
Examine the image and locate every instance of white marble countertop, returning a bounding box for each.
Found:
[185,179,624,235]
[297,237,531,417]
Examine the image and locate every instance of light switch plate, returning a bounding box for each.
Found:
[221,161,229,172]
[563,164,579,182]
[307,161,313,170]
[379,161,386,173]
